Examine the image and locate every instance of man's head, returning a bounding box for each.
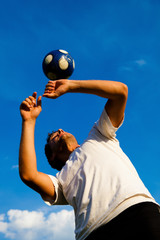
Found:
[45,129,79,171]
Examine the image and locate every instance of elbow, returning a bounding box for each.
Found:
[19,170,36,185]
[118,83,128,100]
[19,172,27,183]
[19,172,30,185]
[121,83,128,99]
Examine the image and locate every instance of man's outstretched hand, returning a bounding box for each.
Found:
[20,92,42,121]
[43,80,70,99]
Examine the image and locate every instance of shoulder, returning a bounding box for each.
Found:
[42,174,68,205]
[94,108,124,140]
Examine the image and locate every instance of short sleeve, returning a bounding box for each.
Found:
[95,108,124,140]
[42,175,68,206]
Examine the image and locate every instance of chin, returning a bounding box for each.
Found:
[60,134,77,154]
[62,133,76,142]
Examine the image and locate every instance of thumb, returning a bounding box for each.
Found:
[37,96,42,108]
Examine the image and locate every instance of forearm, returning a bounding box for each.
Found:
[68,80,127,99]
[43,79,128,127]
[19,119,38,182]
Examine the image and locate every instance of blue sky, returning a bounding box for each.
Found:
[0,0,160,239]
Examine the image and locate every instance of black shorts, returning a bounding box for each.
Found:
[85,202,160,240]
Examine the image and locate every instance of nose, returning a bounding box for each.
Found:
[58,129,64,134]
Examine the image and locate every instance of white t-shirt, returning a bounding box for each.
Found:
[43,108,156,240]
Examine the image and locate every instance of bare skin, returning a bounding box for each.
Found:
[48,129,80,165]
[19,79,128,201]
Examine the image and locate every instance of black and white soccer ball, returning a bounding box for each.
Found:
[42,49,75,80]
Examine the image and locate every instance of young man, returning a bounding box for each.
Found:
[19,79,160,240]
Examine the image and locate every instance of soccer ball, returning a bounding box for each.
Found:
[42,49,75,80]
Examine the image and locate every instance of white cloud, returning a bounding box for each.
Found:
[0,209,75,240]
[11,165,19,170]
[0,214,7,233]
[118,66,133,72]
[0,214,5,221]
[134,59,147,67]
[118,58,147,73]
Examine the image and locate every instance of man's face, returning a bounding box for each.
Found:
[48,129,78,164]
[49,129,66,151]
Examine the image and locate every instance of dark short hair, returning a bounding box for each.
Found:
[44,132,64,171]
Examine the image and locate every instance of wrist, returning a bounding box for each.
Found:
[22,118,36,126]
[68,80,81,93]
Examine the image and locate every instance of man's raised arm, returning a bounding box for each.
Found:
[19,92,56,200]
[43,79,128,127]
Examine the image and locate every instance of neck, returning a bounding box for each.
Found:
[69,143,80,152]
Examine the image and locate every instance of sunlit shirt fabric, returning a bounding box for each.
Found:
[43,108,156,240]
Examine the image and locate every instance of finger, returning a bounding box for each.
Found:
[45,83,54,90]
[43,88,55,95]
[48,80,55,84]
[42,93,50,98]
[20,100,31,110]
[46,81,54,86]
[28,96,36,105]
[25,97,33,106]
[43,92,58,99]
[32,92,37,99]
[44,87,54,92]
[37,96,42,107]
[42,93,55,98]
[25,96,36,107]
[45,81,55,88]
